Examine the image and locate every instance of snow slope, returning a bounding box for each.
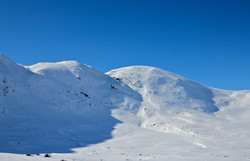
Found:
[1,54,250,160]
[107,66,250,160]
[0,54,140,154]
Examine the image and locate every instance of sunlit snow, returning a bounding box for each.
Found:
[1,54,250,161]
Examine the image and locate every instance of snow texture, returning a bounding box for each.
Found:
[1,54,250,161]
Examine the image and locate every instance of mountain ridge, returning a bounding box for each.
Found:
[1,54,250,161]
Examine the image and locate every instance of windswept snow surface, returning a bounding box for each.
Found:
[1,55,250,161]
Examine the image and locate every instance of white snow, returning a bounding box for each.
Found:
[1,55,250,160]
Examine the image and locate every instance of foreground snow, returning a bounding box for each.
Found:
[1,124,250,161]
[1,54,250,160]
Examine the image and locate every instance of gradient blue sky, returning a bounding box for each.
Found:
[0,0,250,90]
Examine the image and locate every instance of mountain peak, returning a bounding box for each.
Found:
[25,60,95,76]
[107,65,218,113]
[108,65,186,81]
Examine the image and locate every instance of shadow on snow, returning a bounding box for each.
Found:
[0,105,121,154]
[177,79,219,113]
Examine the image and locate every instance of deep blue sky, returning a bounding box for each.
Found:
[0,0,250,90]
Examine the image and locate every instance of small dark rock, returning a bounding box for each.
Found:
[113,77,122,82]
[44,154,50,157]
[110,84,118,90]
[80,92,90,98]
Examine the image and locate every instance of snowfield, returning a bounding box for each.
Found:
[0,54,250,161]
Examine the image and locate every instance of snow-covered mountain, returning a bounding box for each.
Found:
[1,54,250,161]
[0,54,141,154]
